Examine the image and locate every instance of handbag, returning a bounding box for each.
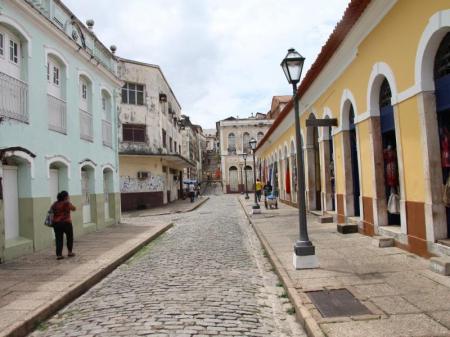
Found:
[44,207,54,227]
[387,191,400,214]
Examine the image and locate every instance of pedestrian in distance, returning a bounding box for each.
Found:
[188,182,195,202]
[263,181,272,198]
[255,178,263,202]
[51,191,76,260]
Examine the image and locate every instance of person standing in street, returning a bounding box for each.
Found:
[188,183,195,202]
[255,178,263,202]
[51,191,76,260]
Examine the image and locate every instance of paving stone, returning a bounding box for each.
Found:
[28,195,306,337]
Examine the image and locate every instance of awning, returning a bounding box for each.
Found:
[120,153,196,169]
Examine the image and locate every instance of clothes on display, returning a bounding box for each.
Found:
[384,145,399,188]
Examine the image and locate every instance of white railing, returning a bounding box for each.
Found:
[48,94,67,134]
[80,108,93,142]
[102,119,113,148]
[0,71,28,123]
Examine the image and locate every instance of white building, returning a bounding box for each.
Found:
[118,59,194,211]
[218,115,272,193]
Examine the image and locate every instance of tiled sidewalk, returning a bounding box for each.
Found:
[240,196,450,337]
[0,222,172,337]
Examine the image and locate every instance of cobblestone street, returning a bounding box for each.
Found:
[30,193,306,337]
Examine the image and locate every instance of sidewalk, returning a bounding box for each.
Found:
[239,196,450,337]
[0,221,173,337]
[122,195,209,218]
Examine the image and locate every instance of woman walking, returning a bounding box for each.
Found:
[51,191,76,260]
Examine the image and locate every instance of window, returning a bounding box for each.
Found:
[53,66,60,86]
[82,83,87,100]
[122,124,146,142]
[228,133,236,153]
[9,39,18,63]
[47,62,50,81]
[102,96,106,111]
[174,141,177,153]
[169,137,173,152]
[122,82,144,105]
[0,33,4,56]
[162,129,167,148]
[179,145,181,153]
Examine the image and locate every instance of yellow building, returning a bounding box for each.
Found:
[257,0,450,257]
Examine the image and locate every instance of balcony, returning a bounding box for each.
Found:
[0,71,28,123]
[102,119,113,148]
[48,94,67,134]
[79,108,93,142]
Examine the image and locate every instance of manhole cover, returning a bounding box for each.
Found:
[306,289,372,317]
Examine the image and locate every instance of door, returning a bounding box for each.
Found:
[49,169,59,202]
[229,167,238,192]
[103,174,110,220]
[81,171,91,223]
[3,166,19,240]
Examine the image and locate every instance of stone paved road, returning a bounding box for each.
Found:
[30,194,306,337]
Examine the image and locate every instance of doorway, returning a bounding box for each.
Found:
[3,166,19,240]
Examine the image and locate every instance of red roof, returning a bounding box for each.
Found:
[257,0,372,151]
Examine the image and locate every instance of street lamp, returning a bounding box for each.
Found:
[249,138,260,214]
[281,48,318,269]
[242,152,250,199]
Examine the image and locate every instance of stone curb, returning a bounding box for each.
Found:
[238,198,325,337]
[131,197,210,217]
[2,223,174,337]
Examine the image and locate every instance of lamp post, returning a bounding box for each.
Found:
[242,152,249,199]
[249,138,260,213]
[281,48,318,269]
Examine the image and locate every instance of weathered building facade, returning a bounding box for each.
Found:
[218,115,272,193]
[118,59,194,211]
[257,0,450,257]
[0,0,121,261]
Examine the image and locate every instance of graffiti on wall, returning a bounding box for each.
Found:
[120,174,165,193]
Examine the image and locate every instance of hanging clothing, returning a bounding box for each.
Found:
[285,166,291,194]
[441,130,450,168]
[383,147,399,188]
[387,187,400,214]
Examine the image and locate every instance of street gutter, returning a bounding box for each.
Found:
[238,197,325,337]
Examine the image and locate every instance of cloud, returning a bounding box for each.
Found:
[63,0,348,128]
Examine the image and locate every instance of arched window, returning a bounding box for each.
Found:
[101,90,113,148]
[243,132,250,153]
[47,54,67,134]
[228,133,236,154]
[79,74,93,142]
[257,132,264,142]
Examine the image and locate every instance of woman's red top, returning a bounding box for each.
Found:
[52,201,75,223]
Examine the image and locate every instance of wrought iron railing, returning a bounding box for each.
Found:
[80,108,93,142]
[48,94,67,134]
[0,71,28,123]
[102,119,113,148]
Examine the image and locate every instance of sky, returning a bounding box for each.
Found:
[63,0,349,129]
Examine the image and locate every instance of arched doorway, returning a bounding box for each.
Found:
[81,165,95,224]
[342,102,360,218]
[290,141,297,204]
[322,118,335,212]
[379,78,401,226]
[435,32,450,239]
[103,168,114,221]
[229,166,238,192]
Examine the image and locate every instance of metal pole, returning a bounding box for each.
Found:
[292,82,314,256]
[252,150,260,209]
[244,157,249,199]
